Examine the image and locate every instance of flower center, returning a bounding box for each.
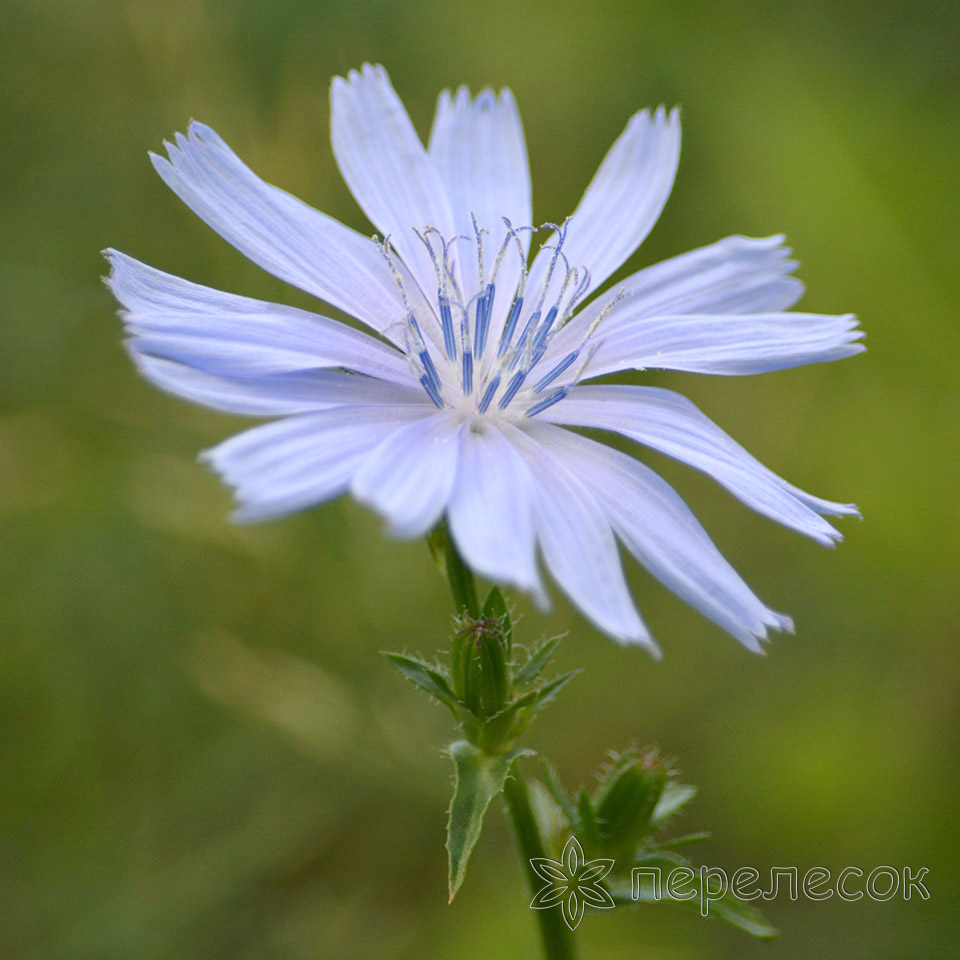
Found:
[379,217,617,420]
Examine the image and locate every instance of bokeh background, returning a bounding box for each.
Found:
[1,0,958,957]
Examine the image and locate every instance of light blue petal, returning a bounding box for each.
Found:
[331,64,459,301]
[579,312,865,379]
[501,422,657,652]
[446,422,544,599]
[543,234,803,361]
[148,121,430,341]
[522,107,681,324]
[428,85,532,317]
[203,405,432,522]
[527,421,793,651]
[107,251,415,384]
[130,350,430,416]
[544,385,859,545]
[351,410,463,537]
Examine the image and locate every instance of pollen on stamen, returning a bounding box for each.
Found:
[416,227,459,361]
[495,220,533,359]
[503,221,573,373]
[377,234,447,410]
[533,350,579,392]
[387,217,605,417]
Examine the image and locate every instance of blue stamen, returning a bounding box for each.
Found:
[474,283,494,357]
[525,387,569,418]
[533,304,559,349]
[497,296,524,358]
[478,375,501,413]
[533,351,579,392]
[515,310,540,351]
[509,310,540,370]
[419,374,444,409]
[462,350,474,394]
[439,295,457,360]
[528,342,549,370]
[498,370,527,409]
[420,348,442,396]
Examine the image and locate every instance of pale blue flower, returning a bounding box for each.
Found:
[106,64,863,655]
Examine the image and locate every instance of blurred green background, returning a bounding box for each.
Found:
[1,0,958,957]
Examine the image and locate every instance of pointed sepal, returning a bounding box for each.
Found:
[650,782,697,831]
[513,634,563,688]
[481,586,513,651]
[382,652,459,718]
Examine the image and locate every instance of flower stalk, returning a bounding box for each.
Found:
[434,523,577,959]
[428,522,480,619]
[381,530,777,953]
[503,762,579,960]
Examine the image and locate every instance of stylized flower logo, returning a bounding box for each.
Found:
[530,835,616,930]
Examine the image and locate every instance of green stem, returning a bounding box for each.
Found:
[431,526,574,957]
[431,521,480,618]
[503,763,579,960]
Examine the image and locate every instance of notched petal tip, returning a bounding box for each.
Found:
[474,88,497,111]
[346,62,387,86]
[188,120,215,142]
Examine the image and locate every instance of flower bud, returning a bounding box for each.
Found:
[592,750,668,861]
[451,616,511,718]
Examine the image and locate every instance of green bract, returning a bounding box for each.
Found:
[385,580,776,940]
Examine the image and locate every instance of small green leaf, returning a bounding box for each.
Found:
[704,890,779,939]
[446,740,535,901]
[471,670,578,751]
[577,788,600,849]
[611,853,779,939]
[541,760,579,830]
[514,634,563,688]
[650,783,697,830]
[527,780,568,849]
[527,670,580,721]
[383,653,458,717]
[475,696,530,751]
[648,831,711,852]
